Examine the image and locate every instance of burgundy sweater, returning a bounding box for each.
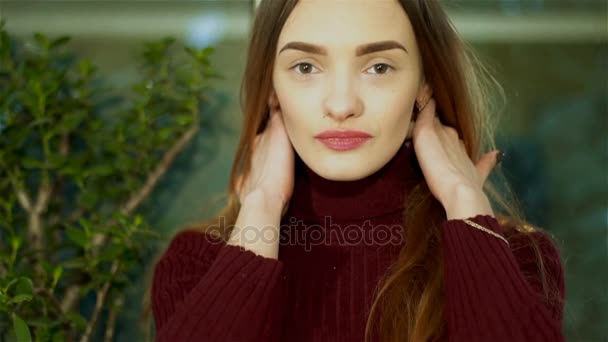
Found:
[152,141,566,341]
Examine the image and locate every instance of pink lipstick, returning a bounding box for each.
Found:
[314,130,372,151]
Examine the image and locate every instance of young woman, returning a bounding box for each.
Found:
[151,1,565,341]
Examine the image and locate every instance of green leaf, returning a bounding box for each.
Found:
[6,126,31,148]
[157,127,173,140]
[184,46,197,59]
[28,117,51,128]
[62,257,86,269]
[12,313,32,342]
[98,244,124,262]
[134,214,143,226]
[3,277,19,292]
[78,284,93,298]
[51,266,62,290]
[201,46,215,56]
[91,273,112,288]
[79,190,98,210]
[22,157,45,169]
[66,226,88,248]
[34,32,48,48]
[10,236,22,252]
[52,331,65,342]
[176,114,192,126]
[59,111,85,131]
[77,59,97,77]
[88,164,114,176]
[35,325,51,342]
[10,294,33,304]
[15,277,34,296]
[65,312,87,331]
[78,217,93,235]
[74,177,85,190]
[27,317,53,328]
[40,259,53,276]
[135,229,161,239]
[50,36,70,49]
[113,212,129,226]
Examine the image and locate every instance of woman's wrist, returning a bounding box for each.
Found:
[240,190,286,215]
[228,190,283,259]
[442,185,494,220]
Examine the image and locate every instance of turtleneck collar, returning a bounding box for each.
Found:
[284,139,420,222]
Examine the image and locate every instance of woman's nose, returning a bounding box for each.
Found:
[322,75,363,121]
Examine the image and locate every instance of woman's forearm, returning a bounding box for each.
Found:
[228,190,283,259]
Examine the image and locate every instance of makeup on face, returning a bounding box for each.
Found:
[314,129,373,151]
[272,0,423,181]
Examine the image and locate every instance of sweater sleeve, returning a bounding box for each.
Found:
[151,230,286,342]
[441,214,565,341]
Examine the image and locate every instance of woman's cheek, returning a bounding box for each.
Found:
[279,111,298,139]
[280,110,310,149]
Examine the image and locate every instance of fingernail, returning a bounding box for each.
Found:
[496,150,504,165]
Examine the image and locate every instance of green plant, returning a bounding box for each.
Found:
[0,21,218,341]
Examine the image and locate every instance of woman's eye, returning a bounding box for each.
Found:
[292,63,318,75]
[290,62,394,76]
[367,63,394,75]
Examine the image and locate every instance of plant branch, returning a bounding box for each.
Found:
[103,298,121,342]
[92,125,199,247]
[61,286,80,313]
[60,125,199,312]
[47,133,72,229]
[48,208,85,228]
[79,261,119,342]
[124,125,199,215]
[0,158,33,213]
[29,179,53,251]
[36,287,64,317]
[15,189,33,213]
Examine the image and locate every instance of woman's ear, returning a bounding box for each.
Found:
[268,89,280,111]
[417,82,433,109]
[414,81,433,115]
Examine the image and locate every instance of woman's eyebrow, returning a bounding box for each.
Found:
[278,40,408,56]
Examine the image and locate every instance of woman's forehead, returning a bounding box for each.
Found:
[277,0,414,50]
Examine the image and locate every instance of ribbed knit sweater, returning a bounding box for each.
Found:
[152,141,566,341]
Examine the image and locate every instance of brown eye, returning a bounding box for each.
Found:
[295,63,314,74]
[368,63,394,75]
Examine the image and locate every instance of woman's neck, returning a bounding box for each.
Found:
[284,140,420,222]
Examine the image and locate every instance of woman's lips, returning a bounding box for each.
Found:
[314,130,372,151]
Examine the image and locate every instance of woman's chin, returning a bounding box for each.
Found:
[305,153,382,181]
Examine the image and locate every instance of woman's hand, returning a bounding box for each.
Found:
[229,103,294,259]
[409,98,502,220]
[236,105,295,217]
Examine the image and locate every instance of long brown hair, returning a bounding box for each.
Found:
[147,1,563,340]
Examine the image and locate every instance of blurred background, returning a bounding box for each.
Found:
[1,0,606,341]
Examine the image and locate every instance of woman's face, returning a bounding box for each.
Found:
[272,0,426,181]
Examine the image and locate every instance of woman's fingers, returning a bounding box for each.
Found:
[235,174,244,194]
[443,126,459,141]
[410,94,501,212]
[475,150,501,184]
[415,98,437,130]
